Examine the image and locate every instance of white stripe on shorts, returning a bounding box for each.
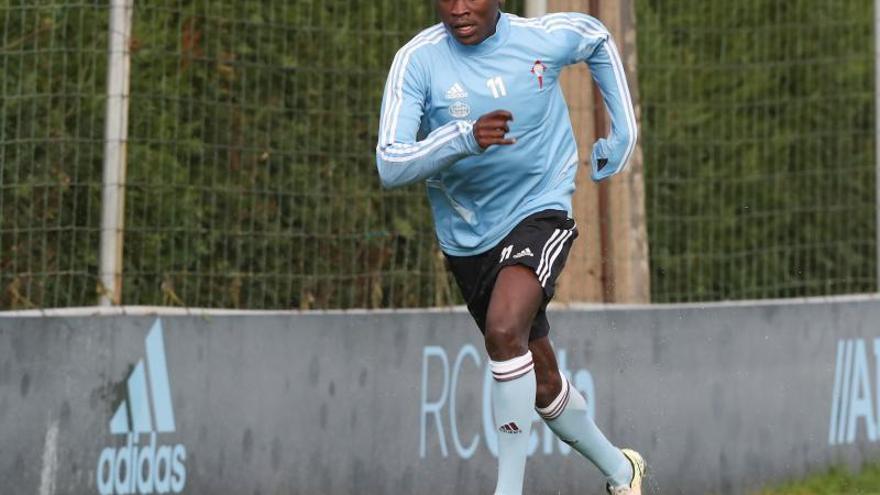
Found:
[540,229,574,287]
[536,229,563,282]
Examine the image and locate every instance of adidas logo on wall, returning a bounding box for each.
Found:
[96,319,187,495]
[445,82,468,100]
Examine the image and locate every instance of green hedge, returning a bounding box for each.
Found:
[637,0,877,301]
[0,1,524,309]
[0,0,875,309]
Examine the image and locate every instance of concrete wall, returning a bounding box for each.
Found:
[2,297,880,494]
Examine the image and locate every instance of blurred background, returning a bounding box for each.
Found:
[3,2,880,494]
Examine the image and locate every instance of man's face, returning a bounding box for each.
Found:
[437,0,502,46]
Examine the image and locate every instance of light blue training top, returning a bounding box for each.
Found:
[376,12,637,256]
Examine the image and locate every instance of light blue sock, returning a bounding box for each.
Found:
[490,351,537,495]
[538,375,633,488]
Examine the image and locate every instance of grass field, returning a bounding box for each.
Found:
[756,464,880,495]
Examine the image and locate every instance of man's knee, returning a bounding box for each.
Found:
[484,312,529,361]
[484,265,543,361]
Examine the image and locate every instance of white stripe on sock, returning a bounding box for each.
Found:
[536,376,571,420]
[493,362,535,382]
[490,351,535,382]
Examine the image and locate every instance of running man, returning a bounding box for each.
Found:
[376,1,645,494]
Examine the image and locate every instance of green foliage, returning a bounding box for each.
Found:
[0,0,524,309]
[122,1,464,309]
[637,0,877,301]
[756,463,880,495]
[0,2,107,309]
[1,0,874,308]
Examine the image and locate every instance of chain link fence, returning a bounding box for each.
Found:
[1,1,107,309]
[123,1,438,309]
[1,0,525,310]
[638,0,878,302]
[1,0,877,309]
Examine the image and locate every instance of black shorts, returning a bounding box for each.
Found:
[445,209,578,341]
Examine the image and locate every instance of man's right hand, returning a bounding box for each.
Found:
[473,110,516,149]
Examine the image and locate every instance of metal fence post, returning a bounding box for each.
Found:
[876,0,880,291]
[99,0,134,306]
[525,0,547,17]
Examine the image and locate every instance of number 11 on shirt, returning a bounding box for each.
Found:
[487,76,507,98]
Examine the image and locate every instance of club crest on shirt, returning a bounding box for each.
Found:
[449,101,471,118]
[531,60,547,90]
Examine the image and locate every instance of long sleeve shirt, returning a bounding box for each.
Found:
[376,12,637,256]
